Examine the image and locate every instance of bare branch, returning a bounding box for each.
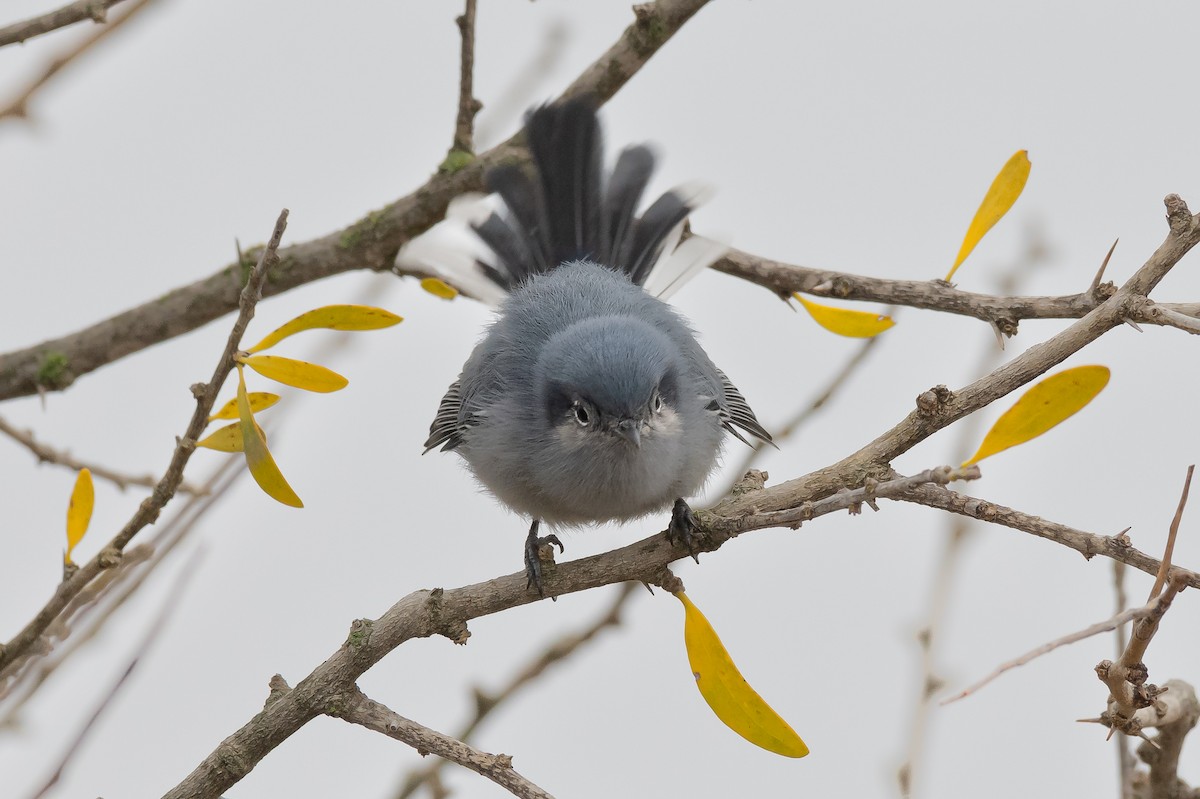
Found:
[0,0,712,402]
[396,584,636,798]
[450,0,481,155]
[943,597,1163,705]
[321,683,554,799]
[0,0,160,121]
[1148,465,1192,601]
[26,547,200,799]
[896,484,1200,589]
[0,0,129,48]
[1135,680,1200,799]
[0,414,205,494]
[0,209,289,675]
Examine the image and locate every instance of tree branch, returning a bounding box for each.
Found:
[707,196,1200,522]
[288,678,554,799]
[395,584,636,798]
[0,0,160,121]
[160,464,975,798]
[0,0,711,402]
[897,483,1200,590]
[449,0,480,155]
[0,0,129,48]
[0,413,205,494]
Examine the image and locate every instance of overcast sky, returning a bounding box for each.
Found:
[2,2,1200,797]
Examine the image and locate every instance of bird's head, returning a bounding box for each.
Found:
[536,315,683,451]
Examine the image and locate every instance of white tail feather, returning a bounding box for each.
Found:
[643,232,729,300]
[396,194,508,306]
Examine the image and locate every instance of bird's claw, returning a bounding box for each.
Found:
[667,498,701,564]
[524,522,564,598]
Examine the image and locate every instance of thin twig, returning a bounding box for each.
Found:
[0,209,288,675]
[942,597,1163,705]
[1112,559,1136,799]
[0,0,129,48]
[450,0,481,155]
[0,414,205,494]
[321,683,554,799]
[1148,465,1192,601]
[896,484,1200,589]
[395,584,637,798]
[1090,238,1120,293]
[0,0,160,121]
[26,547,202,799]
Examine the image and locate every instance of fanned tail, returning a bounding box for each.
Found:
[396,96,726,303]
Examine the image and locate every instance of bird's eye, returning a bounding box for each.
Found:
[573,402,590,426]
[652,391,664,413]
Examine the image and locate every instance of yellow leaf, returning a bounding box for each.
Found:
[197,421,246,452]
[677,592,809,758]
[239,354,348,393]
[420,277,459,300]
[794,295,895,338]
[65,468,94,565]
[246,305,403,353]
[237,367,303,507]
[209,392,280,422]
[945,150,1032,282]
[964,365,1110,466]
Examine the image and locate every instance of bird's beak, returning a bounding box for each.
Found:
[615,419,641,448]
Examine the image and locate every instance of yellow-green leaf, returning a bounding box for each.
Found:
[65,468,94,565]
[794,295,895,338]
[420,277,459,300]
[237,367,303,507]
[197,421,246,452]
[945,150,1032,282]
[677,592,809,758]
[209,392,280,422]
[239,354,348,393]
[964,365,1110,466]
[246,305,403,353]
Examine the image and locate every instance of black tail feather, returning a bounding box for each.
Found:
[626,190,692,286]
[602,145,656,266]
[470,95,698,291]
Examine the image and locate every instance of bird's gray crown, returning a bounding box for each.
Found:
[535,315,680,421]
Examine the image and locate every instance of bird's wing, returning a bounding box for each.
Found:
[712,368,774,447]
[423,378,471,453]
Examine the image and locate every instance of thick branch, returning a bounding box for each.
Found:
[1136,680,1200,799]
[0,0,128,47]
[0,0,710,402]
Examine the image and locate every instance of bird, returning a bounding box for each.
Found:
[398,96,773,596]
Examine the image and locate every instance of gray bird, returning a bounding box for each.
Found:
[399,97,772,595]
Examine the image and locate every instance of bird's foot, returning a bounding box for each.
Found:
[524,519,564,598]
[666,498,701,564]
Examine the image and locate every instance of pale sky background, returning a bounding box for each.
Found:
[2,2,1200,798]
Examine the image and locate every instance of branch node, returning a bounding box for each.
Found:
[97,547,122,569]
[344,618,374,652]
[1164,194,1195,236]
[916,385,952,415]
